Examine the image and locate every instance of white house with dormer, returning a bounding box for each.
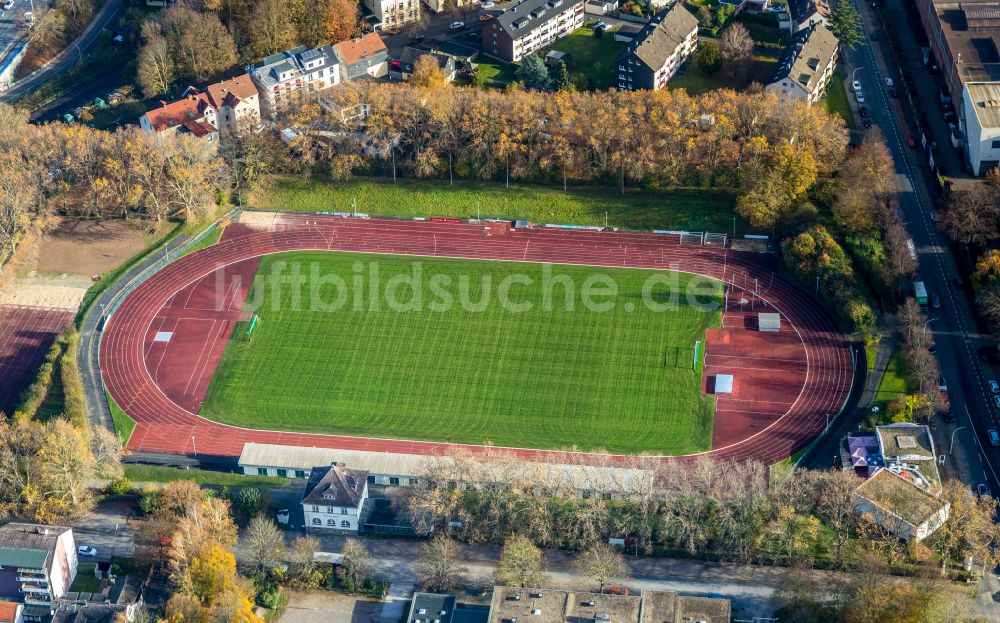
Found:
[301,463,369,533]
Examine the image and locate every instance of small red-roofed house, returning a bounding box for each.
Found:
[0,602,21,623]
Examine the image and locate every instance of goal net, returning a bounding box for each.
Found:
[680,232,704,246]
[231,314,259,342]
[704,233,727,247]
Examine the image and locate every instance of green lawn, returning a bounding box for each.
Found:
[108,392,136,446]
[200,251,722,454]
[475,57,518,86]
[252,176,739,233]
[824,71,855,129]
[866,349,913,426]
[123,464,288,488]
[179,225,225,258]
[546,27,625,90]
[669,49,780,95]
[70,564,100,593]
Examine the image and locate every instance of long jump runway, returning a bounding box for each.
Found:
[99,216,854,465]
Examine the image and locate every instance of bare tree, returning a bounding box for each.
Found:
[245,515,285,572]
[940,183,1000,246]
[718,23,753,79]
[575,542,627,593]
[416,534,465,592]
[339,538,374,590]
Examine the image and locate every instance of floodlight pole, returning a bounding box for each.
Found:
[191,436,197,456]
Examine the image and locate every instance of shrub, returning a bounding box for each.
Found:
[108,477,133,496]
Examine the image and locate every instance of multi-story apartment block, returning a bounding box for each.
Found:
[765,23,839,106]
[302,463,369,533]
[615,4,698,91]
[0,524,77,606]
[364,0,422,31]
[250,45,340,120]
[482,0,585,62]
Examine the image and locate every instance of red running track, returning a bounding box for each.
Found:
[0,305,73,415]
[100,216,854,465]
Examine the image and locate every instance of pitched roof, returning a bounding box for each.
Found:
[399,47,454,71]
[0,602,19,623]
[617,4,699,69]
[493,0,584,38]
[335,32,388,66]
[302,463,368,508]
[144,92,215,133]
[768,23,838,93]
[965,82,1000,129]
[205,73,258,110]
[854,468,948,528]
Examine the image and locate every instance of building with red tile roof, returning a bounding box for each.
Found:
[333,33,389,79]
[139,73,260,140]
[0,602,21,623]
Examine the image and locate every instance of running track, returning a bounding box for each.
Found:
[100,216,854,465]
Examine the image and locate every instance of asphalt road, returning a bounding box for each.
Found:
[847,0,1000,498]
[0,0,123,102]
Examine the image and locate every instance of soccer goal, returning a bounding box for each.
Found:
[679,232,704,246]
[231,314,259,342]
[704,232,728,247]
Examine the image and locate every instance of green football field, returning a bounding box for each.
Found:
[200,251,722,455]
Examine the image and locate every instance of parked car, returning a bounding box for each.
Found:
[990,428,1000,445]
[885,76,894,87]
[2,0,14,9]
[889,87,899,97]
[480,0,495,6]
[859,106,869,118]
[856,92,865,103]
[863,119,873,128]
[450,21,464,30]
[479,13,493,20]
[989,380,999,394]
[953,275,965,289]
[931,292,941,309]
[594,20,610,30]
[994,395,1000,408]
[276,509,290,525]
[78,546,97,557]
[852,80,862,92]
[768,3,785,11]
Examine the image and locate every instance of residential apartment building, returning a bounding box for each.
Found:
[138,93,219,144]
[765,23,839,105]
[786,0,830,33]
[139,73,260,140]
[482,0,585,62]
[334,32,390,79]
[203,74,260,133]
[615,4,698,91]
[302,463,369,533]
[0,524,77,606]
[364,0,421,31]
[963,81,1000,174]
[250,45,340,120]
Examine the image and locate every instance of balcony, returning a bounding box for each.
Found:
[20,582,51,593]
[16,574,48,584]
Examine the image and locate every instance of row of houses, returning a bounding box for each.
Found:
[139,32,391,141]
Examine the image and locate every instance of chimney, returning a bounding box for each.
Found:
[160,100,168,108]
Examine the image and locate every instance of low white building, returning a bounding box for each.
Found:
[239,442,654,495]
[765,23,838,106]
[302,463,369,533]
[962,81,1000,176]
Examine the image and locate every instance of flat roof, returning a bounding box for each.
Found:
[715,374,733,394]
[408,593,457,623]
[489,587,730,623]
[758,313,781,331]
[965,81,1000,128]
[930,0,1000,83]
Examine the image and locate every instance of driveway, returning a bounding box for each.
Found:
[68,498,137,561]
